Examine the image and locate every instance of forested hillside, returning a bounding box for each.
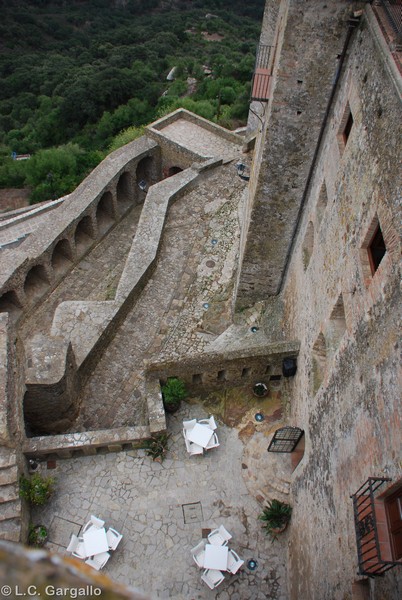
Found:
[0,0,264,203]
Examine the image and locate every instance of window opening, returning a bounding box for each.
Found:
[217,370,226,381]
[343,110,354,145]
[368,225,386,275]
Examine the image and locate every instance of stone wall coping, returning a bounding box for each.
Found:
[116,166,199,300]
[0,197,66,232]
[22,425,152,457]
[0,136,158,286]
[147,108,244,146]
[145,339,300,372]
[0,314,11,444]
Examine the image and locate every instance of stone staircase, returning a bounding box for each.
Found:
[256,474,292,505]
[0,448,22,542]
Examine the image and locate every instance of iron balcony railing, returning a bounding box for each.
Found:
[350,477,400,577]
[373,0,402,49]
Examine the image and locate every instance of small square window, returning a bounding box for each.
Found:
[337,103,354,153]
[368,225,386,275]
[217,370,226,381]
[360,215,388,285]
[342,111,354,145]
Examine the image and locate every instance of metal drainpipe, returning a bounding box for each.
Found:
[278,14,362,294]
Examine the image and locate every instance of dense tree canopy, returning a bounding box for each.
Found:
[0,0,264,202]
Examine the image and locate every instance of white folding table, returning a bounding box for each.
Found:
[187,423,214,448]
[203,543,229,571]
[83,527,109,558]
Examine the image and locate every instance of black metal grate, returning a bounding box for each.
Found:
[375,0,402,36]
[350,477,400,577]
[267,426,304,453]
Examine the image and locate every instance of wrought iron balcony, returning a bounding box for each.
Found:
[351,477,401,576]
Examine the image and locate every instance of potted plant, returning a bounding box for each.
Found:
[161,377,187,413]
[253,382,268,397]
[19,473,55,506]
[259,499,292,541]
[143,432,171,462]
[28,524,48,547]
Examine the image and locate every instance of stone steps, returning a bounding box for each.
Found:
[257,474,291,504]
[0,449,22,543]
[0,518,21,542]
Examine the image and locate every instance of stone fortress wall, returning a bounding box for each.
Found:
[242,1,402,598]
[0,111,263,542]
[0,3,400,598]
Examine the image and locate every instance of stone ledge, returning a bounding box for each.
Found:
[23,425,152,460]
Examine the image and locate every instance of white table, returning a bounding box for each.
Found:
[187,423,214,448]
[83,527,109,557]
[203,543,229,571]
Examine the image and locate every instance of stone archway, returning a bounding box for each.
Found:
[0,290,23,319]
[136,156,154,203]
[24,265,50,304]
[74,216,94,256]
[96,191,115,235]
[116,171,133,215]
[168,166,183,176]
[51,239,73,278]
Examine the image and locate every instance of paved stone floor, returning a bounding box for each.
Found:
[20,204,143,341]
[157,119,241,159]
[33,402,290,600]
[72,163,247,431]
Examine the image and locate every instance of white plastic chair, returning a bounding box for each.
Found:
[207,525,232,546]
[83,515,105,533]
[227,549,244,574]
[191,539,206,568]
[183,419,197,430]
[184,435,204,455]
[198,415,217,430]
[201,568,225,589]
[85,551,110,571]
[205,432,220,450]
[106,527,123,550]
[66,533,85,558]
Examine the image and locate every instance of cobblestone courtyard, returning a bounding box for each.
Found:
[34,401,291,600]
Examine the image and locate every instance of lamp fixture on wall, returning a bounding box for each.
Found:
[235,162,250,181]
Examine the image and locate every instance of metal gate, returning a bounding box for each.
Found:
[267,426,304,453]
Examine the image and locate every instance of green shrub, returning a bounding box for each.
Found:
[19,473,55,506]
[28,524,48,547]
[161,377,186,412]
[143,433,171,462]
[259,499,292,540]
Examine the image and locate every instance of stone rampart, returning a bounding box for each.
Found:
[146,340,299,395]
[0,314,27,542]
[276,6,402,598]
[22,158,226,434]
[146,108,244,173]
[0,136,161,319]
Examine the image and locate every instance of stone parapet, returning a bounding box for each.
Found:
[146,339,299,394]
[22,426,152,461]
